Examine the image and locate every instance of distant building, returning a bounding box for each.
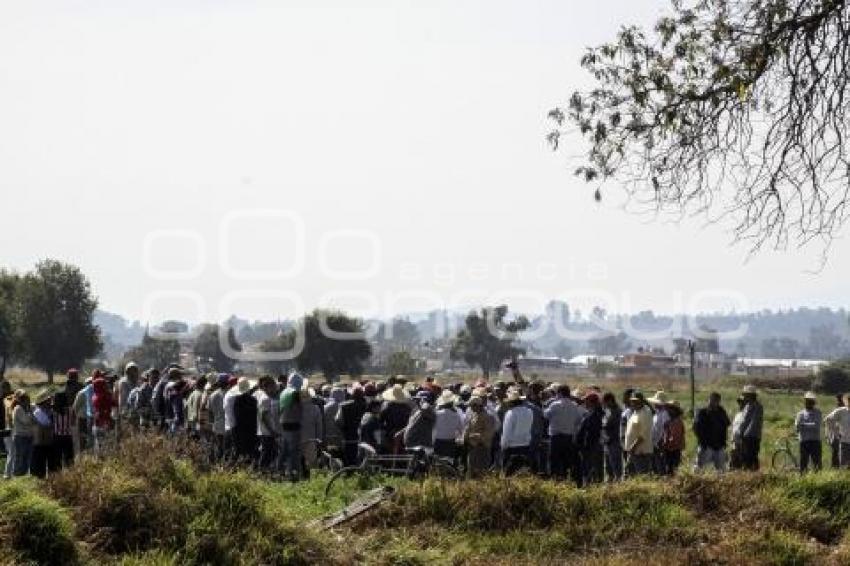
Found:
[737,358,828,378]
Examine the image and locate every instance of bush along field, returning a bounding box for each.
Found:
[4,435,850,565]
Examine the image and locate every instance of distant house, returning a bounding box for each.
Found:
[517,355,568,370]
[738,358,828,378]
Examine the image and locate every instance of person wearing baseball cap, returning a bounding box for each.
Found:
[795,392,822,473]
[739,384,764,470]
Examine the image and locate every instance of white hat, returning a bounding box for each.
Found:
[742,385,757,395]
[382,383,410,403]
[437,390,457,407]
[647,391,670,405]
[125,361,138,372]
[804,391,817,401]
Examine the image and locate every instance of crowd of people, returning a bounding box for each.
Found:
[0,362,840,482]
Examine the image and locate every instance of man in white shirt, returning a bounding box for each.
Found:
[500,388,533,475]
[223,376,240,461]
[433,391,464,460]
[254,376,279,471]
[825,395,850,468]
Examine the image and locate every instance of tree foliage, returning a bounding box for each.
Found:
[261,309,373,380]
[813,360,850,394]
[450,305,530,378]
[122,330,181,372]
[0,270,19,378]
[550,0,850,253]
[386,350,418,376]
[15,260,102,382]
[193,323,242,373]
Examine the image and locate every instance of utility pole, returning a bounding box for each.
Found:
[688,340,696,417]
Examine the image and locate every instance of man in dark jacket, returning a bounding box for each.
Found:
[336,387,367,465]
[576,392,604,486]
[693,392,731,472]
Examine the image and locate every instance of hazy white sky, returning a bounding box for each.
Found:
[1,0,847,323]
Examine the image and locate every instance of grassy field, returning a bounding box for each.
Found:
[3,434,850,564]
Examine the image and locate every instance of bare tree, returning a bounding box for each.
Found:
[550,0,850,255]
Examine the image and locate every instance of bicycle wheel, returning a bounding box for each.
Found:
[324,466,362,498]
[772,449,797,472]
[428,459,462,480]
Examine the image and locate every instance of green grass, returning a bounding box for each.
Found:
[3,372,849,565]
[0,478,79,566]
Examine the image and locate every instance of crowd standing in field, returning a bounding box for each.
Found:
[0,362,839,482]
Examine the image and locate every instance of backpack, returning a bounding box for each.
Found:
[663,418,686,452]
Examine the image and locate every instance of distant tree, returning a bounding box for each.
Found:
[0,270,19,379]
[194,323,242,373]
[386,350,417,377]
[15,260,102,383]
[813,361,850,395]
[377,318,421,351]
[450,306,530,378]
[122,330,180,371]
[289,310,373,380]
[808,324,848,360]
[551,0,850,252]
[258,331,296,376]
[761,336,803,359]
[238,321,292,345]
[588,331,631,356]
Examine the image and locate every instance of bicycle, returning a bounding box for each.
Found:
[301,438,343,473]
[324,443,460,498]
[771,435,799,472]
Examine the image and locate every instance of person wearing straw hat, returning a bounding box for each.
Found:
[231,377,259,466]
[463,393,495,478]
[825,394,850,468]
[433,390,463,461]
[739,385,764,470]
[403,392,436,450]
[30,388,55,478]
[795,391,822,473]
[624,391,653,476]
[661,400,686,475]
[380,384,413,454]
[500,387,533,475]
[647,390,671,474]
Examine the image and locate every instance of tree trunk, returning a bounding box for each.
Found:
[46,369,54,385]
[0,355,5,380]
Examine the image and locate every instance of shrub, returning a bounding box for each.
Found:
[365,477,699,554]
[0,479,79,566]
[812,363,850,395]
[182,472,327,566]
[48,457,193,553]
